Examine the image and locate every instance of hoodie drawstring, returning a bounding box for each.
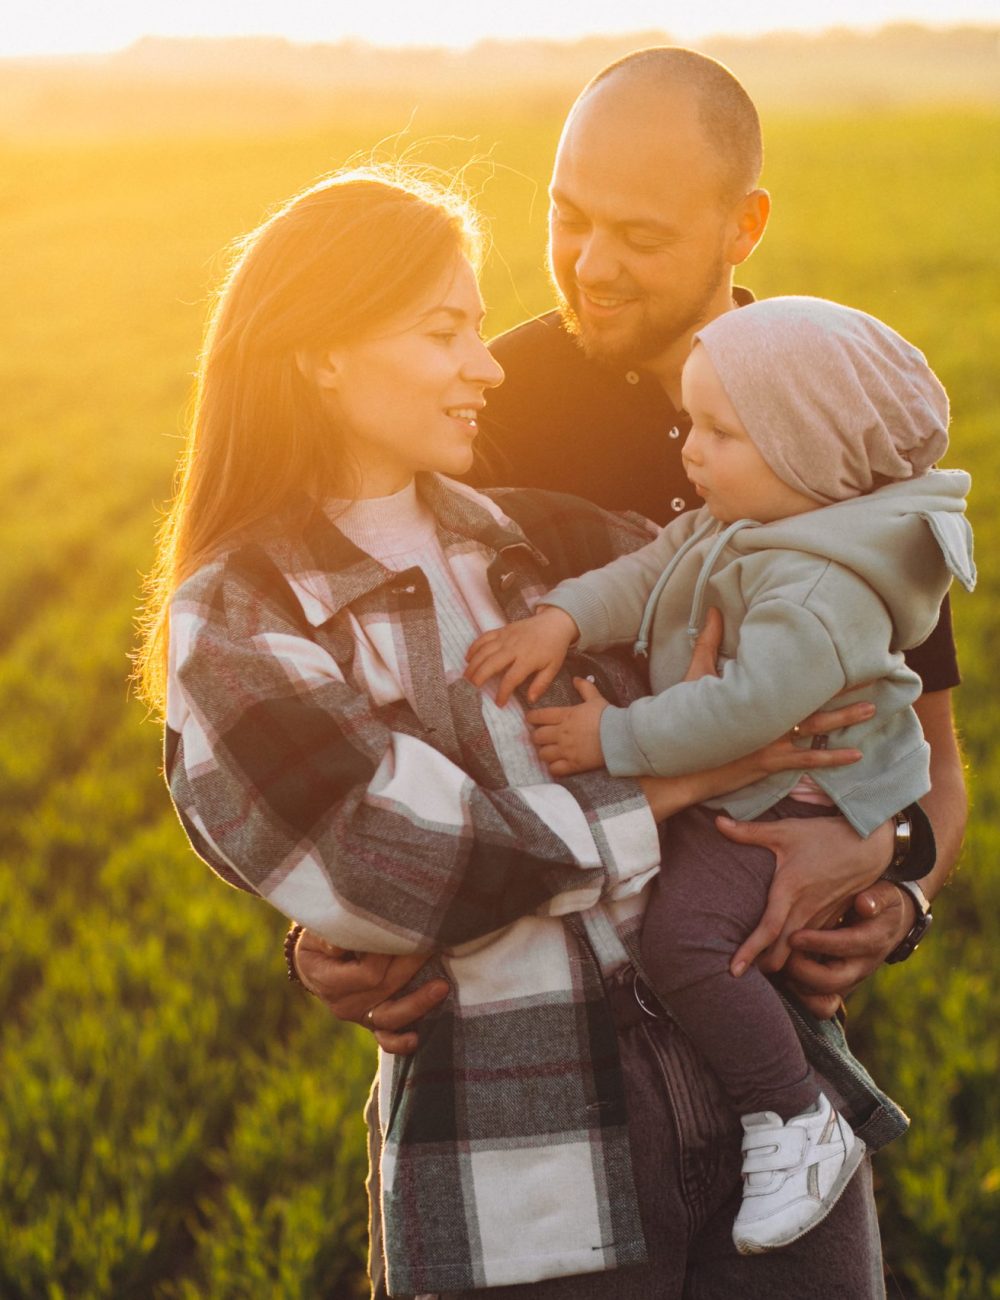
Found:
[633,517,760,658]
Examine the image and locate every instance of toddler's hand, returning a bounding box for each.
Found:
[466,606,579,707]
[526,677,609,775]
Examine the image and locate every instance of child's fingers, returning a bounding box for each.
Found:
[528,723,565,747]
[496,664,530,708]
[496,657,549,706]
[524,706,570,726]
[465,642,525,686]
[465,630,500,661]
[526,663,561,703]
[465,644,517,687]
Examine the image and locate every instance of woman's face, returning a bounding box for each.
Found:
[320,256,504,497]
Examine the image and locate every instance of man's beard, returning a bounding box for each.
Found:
[551,254,726,371]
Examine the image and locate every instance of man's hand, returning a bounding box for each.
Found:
[293,931,450,1055]
[723,813,893,980]
[526,677,609,774]
[721,688,966,1020]
[465,606,579,706]
[780,881,917,1018]
[684,606,724,681]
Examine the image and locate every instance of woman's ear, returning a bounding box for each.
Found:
[295,349,339,391]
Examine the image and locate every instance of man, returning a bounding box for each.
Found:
[292,47,966,1295]
[465,46,964,1017]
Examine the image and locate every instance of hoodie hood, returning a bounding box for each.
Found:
[723,468,975,650]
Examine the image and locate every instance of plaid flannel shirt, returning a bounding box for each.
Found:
[165,474,907,1295]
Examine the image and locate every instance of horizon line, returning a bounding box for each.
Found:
[2,18,997,63]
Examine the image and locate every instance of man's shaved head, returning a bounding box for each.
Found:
[578,47,763,204]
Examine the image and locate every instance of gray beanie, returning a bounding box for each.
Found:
[692,296,949,504]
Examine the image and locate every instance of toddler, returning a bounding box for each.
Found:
[465,296,975,1253]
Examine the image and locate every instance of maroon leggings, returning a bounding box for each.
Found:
[640,798,842,1120]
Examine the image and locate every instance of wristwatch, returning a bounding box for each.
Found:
[886,809,912,874]
[884,879,933,964]
[883,802,936,883]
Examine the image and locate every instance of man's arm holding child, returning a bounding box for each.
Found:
[763,688,966,1017]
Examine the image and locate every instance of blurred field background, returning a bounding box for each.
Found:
[1,25,998,1299]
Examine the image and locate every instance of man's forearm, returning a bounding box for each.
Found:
[912,688,968,903]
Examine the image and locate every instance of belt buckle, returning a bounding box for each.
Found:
[632,971,662,1019]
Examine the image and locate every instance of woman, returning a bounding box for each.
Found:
[139,168,902,1297]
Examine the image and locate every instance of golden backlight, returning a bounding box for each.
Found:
[0,11,996,1300]
[2,0,999,56]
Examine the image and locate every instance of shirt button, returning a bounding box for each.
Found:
[671,497,686,513]
[668,425,680,439]
[625,370,640,385]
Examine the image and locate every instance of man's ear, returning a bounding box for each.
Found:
[726,189,771,267]
[295,348,340,391]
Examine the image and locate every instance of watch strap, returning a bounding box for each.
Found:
[884,880,933,964]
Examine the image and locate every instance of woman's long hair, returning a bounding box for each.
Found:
[136,166,483,714]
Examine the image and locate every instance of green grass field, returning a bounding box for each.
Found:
[0,103,997,1297]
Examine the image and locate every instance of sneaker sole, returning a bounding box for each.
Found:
[733,1137,867,1255]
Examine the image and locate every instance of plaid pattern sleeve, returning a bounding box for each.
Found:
[165,518,658,953]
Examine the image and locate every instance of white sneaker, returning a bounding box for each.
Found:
[732,1092,865,1254]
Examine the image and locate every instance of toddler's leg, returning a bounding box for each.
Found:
[642,801,864,1253]
[641,801,826,1121]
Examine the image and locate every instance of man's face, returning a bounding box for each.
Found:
[548,81,739,375]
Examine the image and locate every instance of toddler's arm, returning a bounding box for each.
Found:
[600,587,893,780]
[465,606,580,707]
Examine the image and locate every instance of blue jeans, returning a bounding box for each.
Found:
[431,974,887,1300]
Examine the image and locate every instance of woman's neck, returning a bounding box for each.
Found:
[327,478,436,562]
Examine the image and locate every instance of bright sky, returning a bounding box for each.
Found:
[4,0,999,57]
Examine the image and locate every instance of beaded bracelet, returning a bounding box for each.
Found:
[284,922,306,987]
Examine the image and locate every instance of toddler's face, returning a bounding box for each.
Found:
[680,344,816,525]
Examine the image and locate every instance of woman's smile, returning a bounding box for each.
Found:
[320,258,504,497]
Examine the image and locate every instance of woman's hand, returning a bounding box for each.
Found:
[637,726,866,821]
[637,607,872,821]
[293,931,449,1055]
[465,606,579,706]
[724,814,893,979]
[526,677,609,774]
